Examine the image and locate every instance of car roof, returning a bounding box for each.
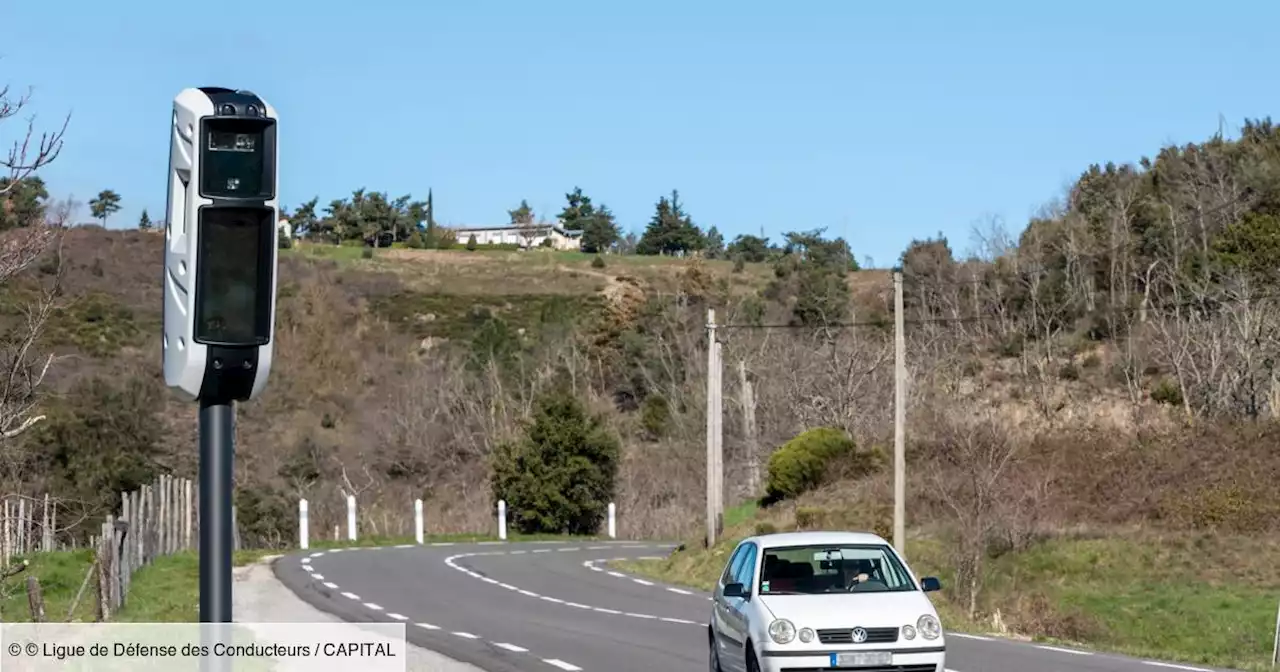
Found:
[743,530,891,550]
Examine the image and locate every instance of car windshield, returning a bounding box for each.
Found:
[758,544,917,595]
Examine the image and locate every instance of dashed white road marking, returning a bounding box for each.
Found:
[303,539,675,672]
[304,541,1211,672]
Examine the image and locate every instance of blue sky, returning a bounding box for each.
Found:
[5,1,1278,267]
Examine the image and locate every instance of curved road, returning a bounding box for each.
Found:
[274,540,1239,672]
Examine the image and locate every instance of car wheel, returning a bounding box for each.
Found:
[745,646,760,672]
[708,630,723,672]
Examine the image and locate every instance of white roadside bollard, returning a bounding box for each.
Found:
[346,494,357,542]
[497,500,508,541]
[607,502,616,539]
[298,498,309,550]
[414,498,424,545]
[1271,597,1279,666]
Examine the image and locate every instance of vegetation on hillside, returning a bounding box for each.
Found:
[2,63,1279,664]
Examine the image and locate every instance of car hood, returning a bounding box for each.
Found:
[757,591,939,630]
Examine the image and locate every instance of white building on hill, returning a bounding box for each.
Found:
[439,223,582,251]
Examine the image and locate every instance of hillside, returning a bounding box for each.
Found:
[3,116,1280,668]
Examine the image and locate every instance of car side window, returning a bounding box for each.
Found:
[733,543,758,591]
[720,545,748,586]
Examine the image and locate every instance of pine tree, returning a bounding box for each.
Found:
[138,209,152,230]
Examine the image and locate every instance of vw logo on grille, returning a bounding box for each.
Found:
[850,627,868,643]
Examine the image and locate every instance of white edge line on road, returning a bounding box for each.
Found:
[310,542,1230,672]
[307,548,588,672]
[1036,645,1092,655]
[1140,663,1211,671]
[444,549,693,626]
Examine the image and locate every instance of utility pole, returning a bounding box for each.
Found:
[740,359,759,498]
[713,339,723,537]
[893,272,906,552]
[706,308,718,548]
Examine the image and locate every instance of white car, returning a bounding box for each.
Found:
[708,530,946,672]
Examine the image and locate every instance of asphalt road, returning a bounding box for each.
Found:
[274,540,1241,672]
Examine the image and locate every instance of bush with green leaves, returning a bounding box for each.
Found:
[763,427,881,505]
[491,388,619,535]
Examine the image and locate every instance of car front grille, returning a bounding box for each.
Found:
[773,660,936,665]
[816,627,900,644]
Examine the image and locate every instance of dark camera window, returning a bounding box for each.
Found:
[194,207,273,346]
[200,118,272,198]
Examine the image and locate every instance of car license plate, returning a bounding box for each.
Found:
[830,651,892,667]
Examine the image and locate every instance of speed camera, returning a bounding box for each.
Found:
[162,87,279,403]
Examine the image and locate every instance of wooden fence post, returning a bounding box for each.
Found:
[26,575,44,622]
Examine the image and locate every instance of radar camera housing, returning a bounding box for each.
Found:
[163,87,278,403]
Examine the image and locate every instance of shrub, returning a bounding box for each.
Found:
[29,374,163,519]
[591,255,606,269]
[794,506,823,529]
[278,235,293,250]
[491,388,620,535]
[1151,377,1183,406]
[465,234,478,251]
[763,427,881,505]
[360,247,374,259]
[638,393,670,440]
[406,230,426,249]
[732,256,745,273]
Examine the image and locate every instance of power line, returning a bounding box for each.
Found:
[715,287,1280,331]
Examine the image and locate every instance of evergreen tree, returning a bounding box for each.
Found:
[635,189,704,255]
[138,209,152,230]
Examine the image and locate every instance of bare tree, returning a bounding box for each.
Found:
[922,406,1024,620]
[0,80,68,445]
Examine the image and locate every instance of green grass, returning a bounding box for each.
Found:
[0,549,100,622]
[613,522,1280,672]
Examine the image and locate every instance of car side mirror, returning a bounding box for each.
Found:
[921,577,942,592]
[723,582,748,598]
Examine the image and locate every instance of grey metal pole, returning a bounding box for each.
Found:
[199,400,235,622]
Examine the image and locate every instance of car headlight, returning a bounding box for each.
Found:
[901,625,917,640]
[917,614,941,640]
[798,627,815,643]
[768,619,796,644]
